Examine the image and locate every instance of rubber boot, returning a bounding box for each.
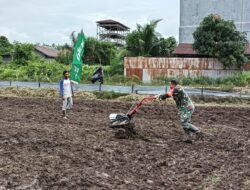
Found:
[63,110,67,119]
[189,124,203,140]
[183,128,192,143]
[188,124,200,133]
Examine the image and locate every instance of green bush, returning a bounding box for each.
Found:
[104,75,141,85]
[0,56,3,64]
[1,68,17,79]
[81,63,139,85]
[24,60,70,82]
[107,60,124,76]
[93,91,127,99]
[220,84,235,92]
[0,60,70,82]
[0,36,13,56]
[151,76,170,85]
[56,50,73,65]
[81,65,97,82]
[195,77,207,85]
[229,72,250,86]
[181,77,193,86]
[83,37,116,65]
[13,43,34,65]
[150,72,250,88]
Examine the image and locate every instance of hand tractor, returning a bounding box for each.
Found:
[109,96,157,138]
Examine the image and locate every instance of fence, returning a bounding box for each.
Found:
[0,80,249,98]
[124,57,240,83]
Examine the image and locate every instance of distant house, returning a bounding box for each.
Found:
[173,43,250,71]
[173,43,250,58]
[34,46,58,59]
[173,44,200,57]
[1,53,12,63]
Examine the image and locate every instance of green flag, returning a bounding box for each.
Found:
[71,63,83,82]
[71,31,85,82]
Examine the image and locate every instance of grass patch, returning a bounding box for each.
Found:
[244,179,250,190]
[1,59,250,89]
[0,87,249,105]
[208,175,221,189]
[203,174,221,189]
[151,72,250,89]
[210,175,221,186]
[0,87,58,97]
[191,95,250,104]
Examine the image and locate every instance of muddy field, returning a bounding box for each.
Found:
[0,97,249,190]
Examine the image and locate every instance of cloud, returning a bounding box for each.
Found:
[0,26,30,42]
[41,32,71,45]
[0,0,179,44]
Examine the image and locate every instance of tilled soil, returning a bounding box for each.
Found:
[0,97,249,190]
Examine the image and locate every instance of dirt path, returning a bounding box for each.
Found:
[0,97,249,189]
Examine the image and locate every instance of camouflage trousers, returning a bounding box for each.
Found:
[180,105,199,133]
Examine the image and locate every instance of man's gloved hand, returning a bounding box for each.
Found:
[159,94,167,101]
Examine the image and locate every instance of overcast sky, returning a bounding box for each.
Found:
[0,0,180,45]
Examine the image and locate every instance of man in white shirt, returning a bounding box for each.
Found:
[59,71,78,119]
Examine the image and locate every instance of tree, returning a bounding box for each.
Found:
[57,31,116,65]
[94,41,116,65]
[55,43,73,65]
[151,37,177,57]
[56,49,73,65]
[54,31,78,65]
[126,19,177,57]
[126,19,162,56]
[83,37,98,64]
[0,36,13,55]
[193,14,248,68]
[126,31,141,56]
[83,37,116,65]
[163,37,177,56]
[13,42,34,65]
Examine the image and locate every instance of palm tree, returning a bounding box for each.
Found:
[126,19,163,56]
[70,31,77,48]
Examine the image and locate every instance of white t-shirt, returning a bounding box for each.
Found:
[63,79,72,98]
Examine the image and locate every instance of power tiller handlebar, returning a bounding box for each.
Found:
[127,96,156,118]
[109,95,158,129]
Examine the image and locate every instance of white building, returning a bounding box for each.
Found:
[179,0,250,43]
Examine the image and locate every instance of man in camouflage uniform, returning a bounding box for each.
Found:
[158,79,202,142]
